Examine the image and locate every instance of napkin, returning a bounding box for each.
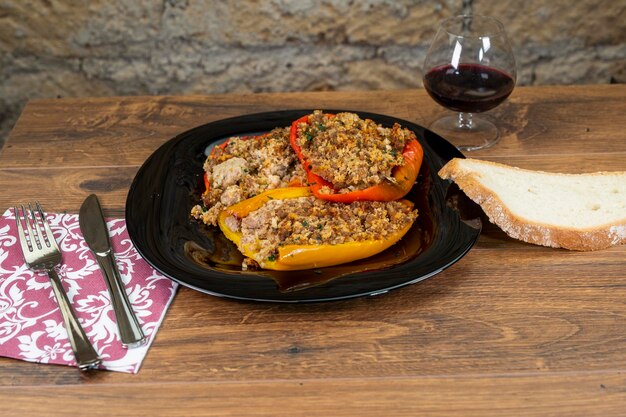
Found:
[0,208,178,373]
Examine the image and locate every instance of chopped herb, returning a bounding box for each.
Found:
[301,220,309,227]
[317,123,326,132]
[316,224,323,231]
[267,254,277,262]
[391,148,398,157]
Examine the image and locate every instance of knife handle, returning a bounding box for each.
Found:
[96,252,146,348]
[47,268,102,370]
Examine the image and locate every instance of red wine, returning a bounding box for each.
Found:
[424,63,515,113]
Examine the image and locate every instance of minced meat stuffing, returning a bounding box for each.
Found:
[191,127,307,225]
[295,110,416,193]
[228,196,417,263]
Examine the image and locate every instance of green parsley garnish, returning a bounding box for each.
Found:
[301,220,309,227]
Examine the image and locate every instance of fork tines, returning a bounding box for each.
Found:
[14,202,54,252]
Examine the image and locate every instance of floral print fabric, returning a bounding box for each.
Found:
[0,209,178,373]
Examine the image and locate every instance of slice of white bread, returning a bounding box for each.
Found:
[438,158,626,251]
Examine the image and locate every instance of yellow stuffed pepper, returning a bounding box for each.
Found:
[218,187,417,271]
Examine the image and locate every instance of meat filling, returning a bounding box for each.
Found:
[295,111,416,193]
[227,196,417,263]
[191,127,307,225]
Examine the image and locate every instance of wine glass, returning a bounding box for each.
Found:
[423,15,516,151]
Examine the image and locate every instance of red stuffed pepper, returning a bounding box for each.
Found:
[289,111,424,203]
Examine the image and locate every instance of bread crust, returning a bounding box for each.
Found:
[438,158,626,251]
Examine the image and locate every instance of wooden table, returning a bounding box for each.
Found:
[1,85,625,416]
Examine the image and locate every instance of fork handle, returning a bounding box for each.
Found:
[47,269,102,371]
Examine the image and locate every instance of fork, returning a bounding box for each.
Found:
[14,203,102,371]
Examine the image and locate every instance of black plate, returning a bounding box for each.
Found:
[125,110,481,302]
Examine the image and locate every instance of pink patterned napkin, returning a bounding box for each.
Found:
[0,209,178,373]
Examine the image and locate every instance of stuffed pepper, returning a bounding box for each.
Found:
[191,127,307,226]
[218,187,417,271]
[290,111,424,203]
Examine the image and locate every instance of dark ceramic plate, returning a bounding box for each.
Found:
[126,110,482,302]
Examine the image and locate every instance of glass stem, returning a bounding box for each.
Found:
[458,112,473,129]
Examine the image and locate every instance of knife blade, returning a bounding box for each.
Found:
[79,194,146,348]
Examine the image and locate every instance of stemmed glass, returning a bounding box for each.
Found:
[423,15,516,151]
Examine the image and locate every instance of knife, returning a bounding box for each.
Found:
[79,194,146,348]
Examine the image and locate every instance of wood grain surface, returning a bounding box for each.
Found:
[0,85,625,416]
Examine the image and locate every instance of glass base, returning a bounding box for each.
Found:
[428,114,500,152]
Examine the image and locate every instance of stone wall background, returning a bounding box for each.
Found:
[1,0,625,148]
